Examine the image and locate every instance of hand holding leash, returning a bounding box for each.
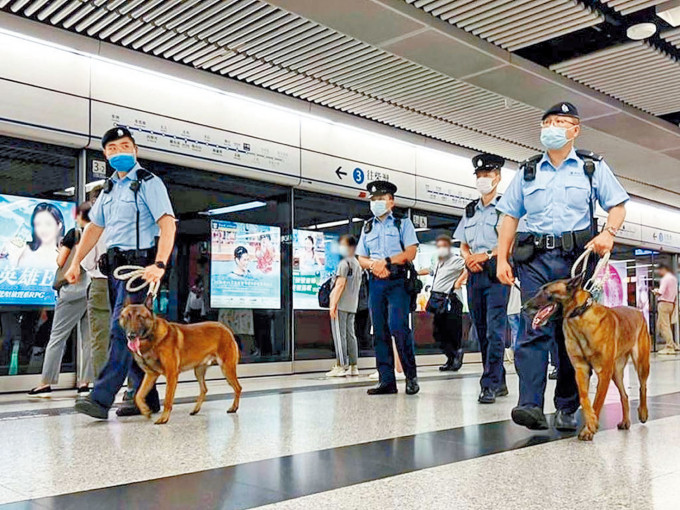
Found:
[113,265,160,297]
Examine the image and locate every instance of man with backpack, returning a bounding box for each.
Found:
[326,235,362,377]
[356,181,420,396]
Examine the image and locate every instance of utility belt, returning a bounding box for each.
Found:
[513,228,591,264]
[98,247,156,277]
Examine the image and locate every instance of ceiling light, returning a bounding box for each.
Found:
[657,0,680,26]
[199,201,266,216]
[626,22,657,40]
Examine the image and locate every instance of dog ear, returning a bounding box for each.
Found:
[144,293,155,312]
[123,295,132,308]
[567,273,584,292]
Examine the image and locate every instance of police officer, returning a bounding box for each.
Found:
[454,153,509,404]
[356,181,420,395]
[65,127,176,419]
[496,102,628,431]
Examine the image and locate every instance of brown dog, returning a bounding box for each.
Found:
[524,274,650,440]
[119,296,241,425]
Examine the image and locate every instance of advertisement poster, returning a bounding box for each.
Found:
[293,229,340,309]
[598,261,627,308]
[0,194,76,306]
[636,265,650,327]
[210,220,281,309]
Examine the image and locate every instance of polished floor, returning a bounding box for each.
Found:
[1,356,680,509]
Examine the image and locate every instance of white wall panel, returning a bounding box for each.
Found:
[89,60,300,148]
[0,79,89,147]
[299,150,416,205]
[91,102,300,186]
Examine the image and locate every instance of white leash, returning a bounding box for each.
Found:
[570,248,611,293]
[113,265,160,297]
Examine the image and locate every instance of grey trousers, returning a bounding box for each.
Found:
[331,311,358,367]
[41,285,89,385]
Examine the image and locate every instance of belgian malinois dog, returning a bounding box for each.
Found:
[119,296,241,425]
[524,274,650,441]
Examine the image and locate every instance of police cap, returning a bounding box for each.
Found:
[542,102,579,121]
[366,180,397,197]
[101,126,136,148]
[472,153,504,173]
[234,246,248,259]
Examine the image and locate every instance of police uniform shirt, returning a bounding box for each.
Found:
[356,213,419,259]
[90,163,174,251]
[497,148,629,236]
[453,198,501,253]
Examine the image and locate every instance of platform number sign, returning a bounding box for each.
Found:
[92,160,107,178]
[353,167,365,185]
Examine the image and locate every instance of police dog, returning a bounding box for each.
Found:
[119,296,241,425]
[524,274,650,441]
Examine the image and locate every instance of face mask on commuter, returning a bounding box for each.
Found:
[370,200,389,218]
[338,245,350,258]
[476,177,497,196]
[437,247,450,259]
[540,126,573,150]
[108,153,137,173]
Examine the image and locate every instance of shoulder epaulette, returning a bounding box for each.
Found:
[521,154,543,182]
[575,150,601,180]
[575,149,602,162]
[136,168,155,181]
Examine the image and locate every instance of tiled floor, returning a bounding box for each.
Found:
[1,356,679,509]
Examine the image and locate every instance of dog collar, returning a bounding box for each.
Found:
[568,296,593,319]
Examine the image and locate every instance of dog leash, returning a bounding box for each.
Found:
[570,248,611,293]
[113,265,160,297]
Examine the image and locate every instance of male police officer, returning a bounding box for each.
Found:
[496,102,628,430]
[357,181,420,395]
[454,153,509,404]
[65,127,176,419]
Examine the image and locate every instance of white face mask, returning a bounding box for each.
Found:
[338,245,350,258]
[370,200,390,218]
[476,177,497,196]
[437,247,450,259]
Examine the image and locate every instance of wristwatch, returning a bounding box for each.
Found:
[385,257,392,266]
[604,225,618,237]
[154,261,166,269]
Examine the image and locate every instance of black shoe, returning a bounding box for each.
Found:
[451,349,464,371]
[74,395,109,420]
[405,378,420,395]
[554,410,579,431]
[28,385,52,396]
[511,405,549,430]
[116,400,161,417]
[548,367,558,380]
[439,359,454,372]
[367,383,398,395]
[478,388,496,404]
[77,385,90,394]
[495,385,509,397]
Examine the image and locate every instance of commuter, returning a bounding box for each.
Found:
[506,278,521,364]
[327,235,362,377]
[357,181,420,395]
[497,102,629,431]
[654,263,678,354]
[66,126,176,419]
[454,153,509,404]
[184,278,206,323]
[418,235,466,371]
[28,204,91,395]
[78,201,110,380]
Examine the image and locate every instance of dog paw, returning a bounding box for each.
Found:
[638,408,648,423]
[617,420,631,430]
[189,410,198,416]
[578,426,595,441]
[227,407,238,414]
[154,416,169,425]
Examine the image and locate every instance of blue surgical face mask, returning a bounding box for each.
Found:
[370,200,389,218]
[540,126,572,150]
[108,153,137,173]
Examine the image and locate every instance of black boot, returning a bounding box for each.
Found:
[451,349,464,371]
[439,358,455,371]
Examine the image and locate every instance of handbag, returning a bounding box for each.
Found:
[425,263,449,314]
[53,229,83,291]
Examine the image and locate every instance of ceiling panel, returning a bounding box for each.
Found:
[599,0,669,15]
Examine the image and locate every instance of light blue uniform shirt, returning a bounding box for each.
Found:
[90,163,174,251]
[453,197,501,253]
[497,149,629,236]
[356,213,419,259]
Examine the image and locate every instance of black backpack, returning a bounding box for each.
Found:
[357,269,370,312]
[317,276,334,308]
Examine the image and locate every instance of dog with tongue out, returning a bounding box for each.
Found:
[523,273,650,441]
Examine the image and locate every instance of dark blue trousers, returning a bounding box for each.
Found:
[90,273,159,409]
[467,270,509,390]
[516,250,579,413]
[369,277,417,384]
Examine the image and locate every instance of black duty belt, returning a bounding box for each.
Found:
[531,228,591,252]
[106,247,155,266]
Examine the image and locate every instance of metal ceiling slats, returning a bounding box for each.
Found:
[2,0,550,161]
[405,0,604,50]
[551,42,680,115]
[600,0,668,15]
[663,28,680,51]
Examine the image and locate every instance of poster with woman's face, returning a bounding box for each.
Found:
[0,194,76,306]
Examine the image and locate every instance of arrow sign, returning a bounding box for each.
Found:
[335,166,347,180]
